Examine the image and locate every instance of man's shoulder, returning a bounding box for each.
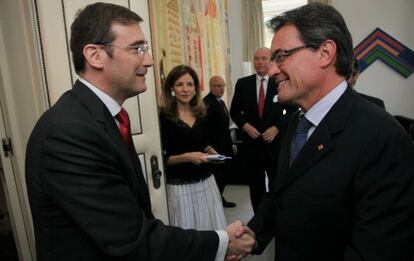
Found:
[357,92,385,109]
[35,85,101,132]
[203,92,214,103]
[237,74,256,83]
[344,91,400,135]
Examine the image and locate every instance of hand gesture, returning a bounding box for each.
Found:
[262,126,279,143]
[225,220,256,261]
[242,123,261,139]
[185,152,209,165]
[232,144,238,156]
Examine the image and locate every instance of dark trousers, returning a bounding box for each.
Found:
[212,162,232,194]
[245,158,276,213]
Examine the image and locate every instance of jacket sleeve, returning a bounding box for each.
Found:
[37,118,219,261]
[344,127,414,261]
[247,190,277,254]
[230,79,247,128]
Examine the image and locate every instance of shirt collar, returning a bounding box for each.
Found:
[79,78,121,117]
[256,74,269,81]
[305,80,347,127]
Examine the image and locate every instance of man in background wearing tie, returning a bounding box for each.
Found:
[244,3,414,260]
[25,2,254,261]
[204,76,237,208]
[230,48,297,213]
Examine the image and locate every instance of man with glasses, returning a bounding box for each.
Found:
[26,3,255,261]
[230,48,297,214]
[240,3,414,261]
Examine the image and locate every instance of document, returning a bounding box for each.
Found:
[204,154,232,161]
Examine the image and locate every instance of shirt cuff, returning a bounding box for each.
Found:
[215,230,229,261]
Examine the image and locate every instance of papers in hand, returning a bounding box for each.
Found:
[204,154,232,161]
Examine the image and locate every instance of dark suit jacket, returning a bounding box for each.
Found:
[26,80,218,261]
[230,74,297,161]
[203,92,233,156]
[357,91,385,109]
[248,87,414,261]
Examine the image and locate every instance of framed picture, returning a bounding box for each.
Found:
[149,0,232,99]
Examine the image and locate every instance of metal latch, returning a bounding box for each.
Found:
[2,138,12,157]
[150,155,162,189]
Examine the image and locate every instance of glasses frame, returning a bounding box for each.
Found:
[271,45,309,65]
[97,42,150,55]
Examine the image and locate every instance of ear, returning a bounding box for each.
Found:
[318,40,337,68]
[83,44,106,70]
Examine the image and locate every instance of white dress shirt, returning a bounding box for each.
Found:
[304,80,348,138]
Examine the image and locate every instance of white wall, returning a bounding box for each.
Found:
[228,0,414,117]
[331,0,414,117]
[227,0,244,99]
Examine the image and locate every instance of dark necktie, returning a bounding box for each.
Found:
[290,115,313,164]
[116,107,133,152]
[258,78,265,118]
[219,99,228,116]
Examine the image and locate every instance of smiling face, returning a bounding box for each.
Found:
[103,22,153,103]
[172,73,196,105]
[268,24,323,111]
[253,48,271,77]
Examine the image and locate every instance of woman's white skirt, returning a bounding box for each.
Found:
[166,175,227,230]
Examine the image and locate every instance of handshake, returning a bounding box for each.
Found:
[225,220,256,261]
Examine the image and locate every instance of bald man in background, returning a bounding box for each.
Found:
[204,76,237,208]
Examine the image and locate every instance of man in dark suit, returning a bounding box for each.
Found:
[25,3,254,261]
[204,76,237,208]
[241,3,414,261]
[348,58,386,109]
[230,48,297,213]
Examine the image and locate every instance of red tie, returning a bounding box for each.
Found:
[258,78,265,118]
[116,107,133,151]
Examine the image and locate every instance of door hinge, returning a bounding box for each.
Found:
[2,138,13,157]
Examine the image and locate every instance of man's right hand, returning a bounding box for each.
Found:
[242,123,261,139]
[225,220,256,261]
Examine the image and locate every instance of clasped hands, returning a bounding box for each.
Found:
[242,123,278,143]
[225,220,256,261]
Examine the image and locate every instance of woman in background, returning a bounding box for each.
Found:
[159,65,226,230]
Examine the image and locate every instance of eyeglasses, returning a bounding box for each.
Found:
[98,42,150,55]
[271,45,309,65]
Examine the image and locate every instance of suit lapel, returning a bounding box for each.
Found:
[72,81,152,214]
[247,75,260,118]
[261,79,277,120]
[209,93,229,123]
[275,87,354,193]
[277,123,333,191]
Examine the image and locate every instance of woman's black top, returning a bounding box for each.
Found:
[159,111,212,184]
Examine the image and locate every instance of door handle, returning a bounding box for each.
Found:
[150,155,162,189]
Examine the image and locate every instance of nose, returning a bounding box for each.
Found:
[143,51,153,67]
[183,84,193,91]
[268,61,281,78]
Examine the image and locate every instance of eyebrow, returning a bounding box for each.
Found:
[272,48,285,54]
[129,40,148,46]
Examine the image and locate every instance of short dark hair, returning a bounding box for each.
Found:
[70,2,143,74]
[160,65,206,120]
[266,3,353,78]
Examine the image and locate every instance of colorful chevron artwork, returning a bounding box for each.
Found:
[354,28,414,78]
